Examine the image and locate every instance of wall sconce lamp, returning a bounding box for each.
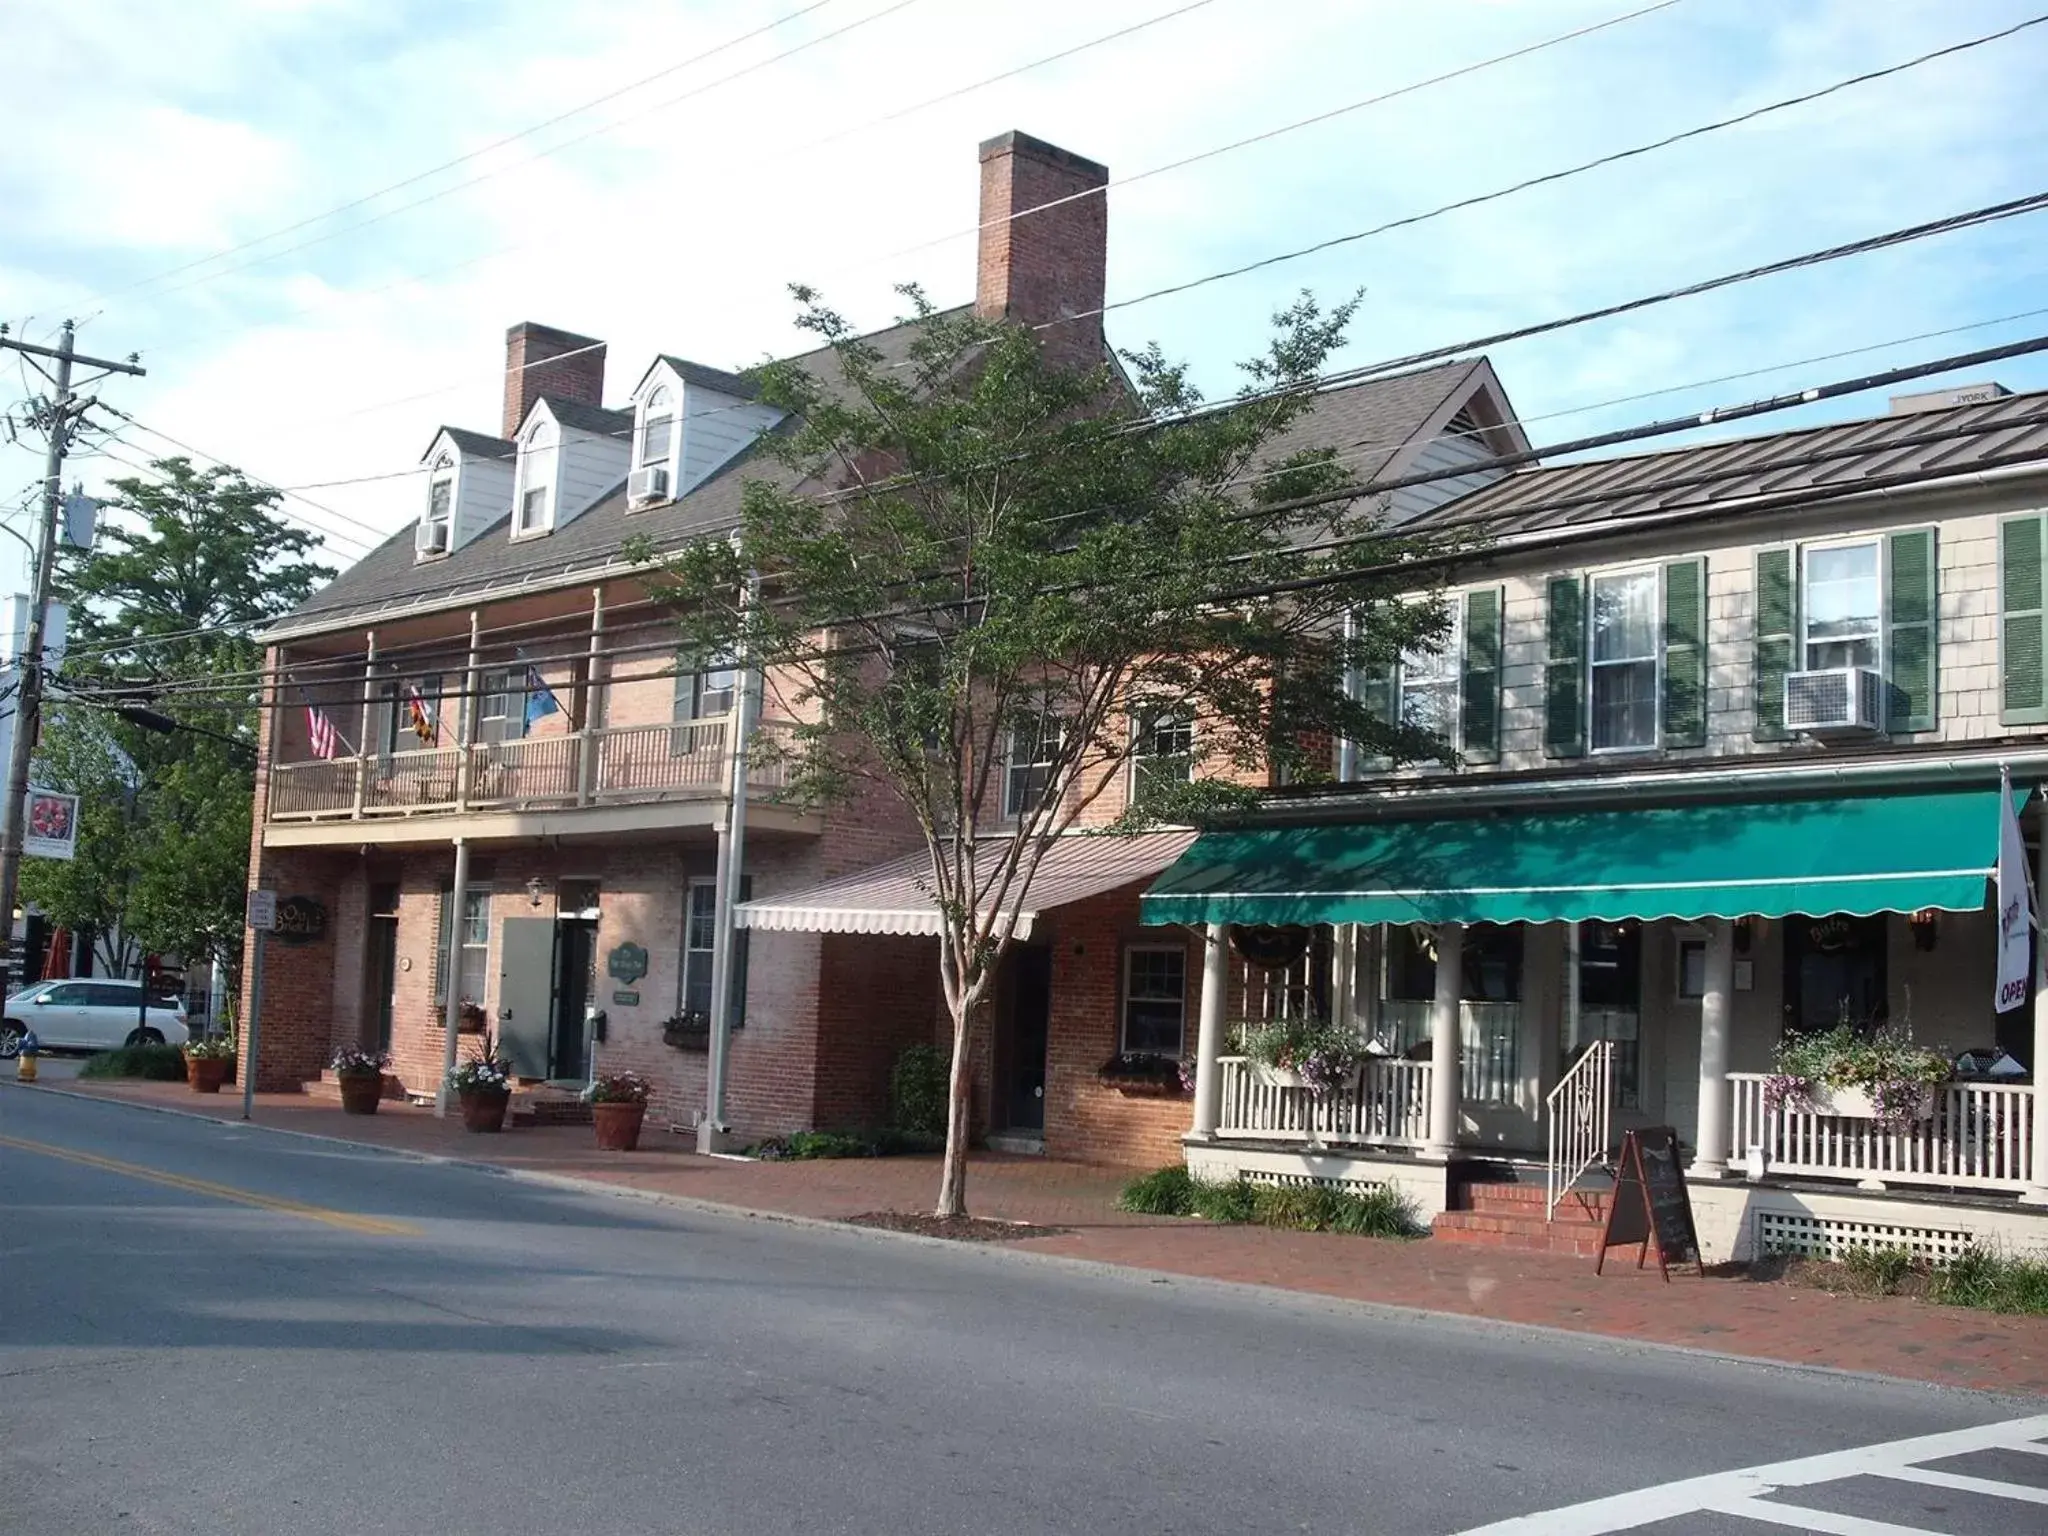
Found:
[525,875,547,908]
[1909,908,1939,952]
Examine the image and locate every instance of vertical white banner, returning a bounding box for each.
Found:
[1995,767,2033,1012]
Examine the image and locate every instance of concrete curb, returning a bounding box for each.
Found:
[5,1078,2036,1403]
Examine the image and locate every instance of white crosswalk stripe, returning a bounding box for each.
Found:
[1454,1413,2048,1534]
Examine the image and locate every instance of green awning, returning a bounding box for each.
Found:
[1141,786,2020,929]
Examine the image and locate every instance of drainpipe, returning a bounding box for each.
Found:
[699,572,759,1153]
[2025,817,2048,1205]
[433,836,471,1119]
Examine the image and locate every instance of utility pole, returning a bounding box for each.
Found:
[0,321,145,982]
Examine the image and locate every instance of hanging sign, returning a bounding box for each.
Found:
[1995,767,2032,1013]
[1595,1126,1703,1281]
[22,787,78,860]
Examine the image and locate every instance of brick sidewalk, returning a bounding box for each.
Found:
[26,1077,2048,1398]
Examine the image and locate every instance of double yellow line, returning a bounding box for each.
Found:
[0,1133,417,1237]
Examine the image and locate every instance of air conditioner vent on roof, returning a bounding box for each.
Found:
[1785,667,1884,735]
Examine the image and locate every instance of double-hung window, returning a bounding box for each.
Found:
[425,476,452,548]
[1801,541,1881,671]
[679,876,749,1027]
[515,423,555,536]
[1121,945,1187,1055]
[672,653,738,757]
[436,887,491,1007]
[478,670,523,744]
[1131,706,1193,811]
[1004,714,1062,818]
[639,386,675,467]
[1396,606,1461,749]
[1589,568,1659,752]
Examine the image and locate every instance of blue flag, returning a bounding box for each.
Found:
[523,664,563,730]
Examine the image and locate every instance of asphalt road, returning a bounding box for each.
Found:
[0,1085,2041,1536]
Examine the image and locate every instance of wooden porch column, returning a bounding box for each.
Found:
[351,631,378,818]
[578,586,604,805]
[2024,826,2048,1205]
[1189,922,1231,1139]
[1690,918,1736,1178]
[1424,921,1464,1161]
[455,610,480,812]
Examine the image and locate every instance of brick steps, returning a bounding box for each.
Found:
[1430,1180,1614,1257]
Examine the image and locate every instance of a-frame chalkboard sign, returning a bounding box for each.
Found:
[1594,1126,1703,1280]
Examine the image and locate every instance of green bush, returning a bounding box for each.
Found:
[889,1045,949,1139]
[1118,1164,1196,1216]
[749,1126,944,1161]
[1842,1244,1916,1296]
[1188,1176,1260,1224]
[1931,1246,2048,1315]
[78,1044,189,1082]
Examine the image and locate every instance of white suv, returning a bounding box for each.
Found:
[2,979,190,1056]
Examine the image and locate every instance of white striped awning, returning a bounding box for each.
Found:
[736,830,1197,939]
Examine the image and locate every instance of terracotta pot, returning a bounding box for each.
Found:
[186,1055,229,1094]
[337,1072,383,1115]
[459,1086,510,1133]
[592,1100,646,1152]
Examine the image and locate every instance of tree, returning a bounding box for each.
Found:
[23,458,334,990]
[652,288,1457,1217]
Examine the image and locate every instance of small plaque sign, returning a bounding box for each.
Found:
[245,889,277,931]
[606,942,648,984]
[612,989,640,1007]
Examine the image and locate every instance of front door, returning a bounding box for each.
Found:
[1783,913,1888,1033]
[498,917,558,1078]
[1003,946,1052,1132]
[366,885,399,1053]
[550,918,597,1081]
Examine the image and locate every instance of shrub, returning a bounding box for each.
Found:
[750,1127,943,1161]
[184,1033,238,1062]
[1931,1246,2048,1315]
[1841,1244,1916,1296]
[79,1044,189,1081]
[1188,1176,1259,1224]
[1118,1164,1196,1216]
[1248,1181,1420,1237]
[889,1045,949,1138]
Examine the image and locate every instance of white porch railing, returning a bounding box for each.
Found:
[1214,1055,1432,1148]
[361,747,465,814]
[466,734,581,808]
[1545,1039,1614,1219]
[1729,1073,2036,1192]
[268,757,360,818]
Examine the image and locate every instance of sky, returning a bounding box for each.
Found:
[2,0,2045,592]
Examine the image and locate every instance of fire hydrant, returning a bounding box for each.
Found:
[16,1030,38,1083]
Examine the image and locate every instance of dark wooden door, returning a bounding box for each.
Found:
[1783,913,1888,1033]
[1004,946,1052,1132]
[368,915,398,1052]
[550,919,596,1081]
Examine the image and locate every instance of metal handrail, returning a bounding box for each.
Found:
[1544,1039,1614,1220]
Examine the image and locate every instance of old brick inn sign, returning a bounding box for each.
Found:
[272,896,327,943]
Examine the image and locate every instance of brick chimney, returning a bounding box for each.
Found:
[975,132,1108,376]
[502,322,607,438]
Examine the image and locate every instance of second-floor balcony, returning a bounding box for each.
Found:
[267,716,794,825]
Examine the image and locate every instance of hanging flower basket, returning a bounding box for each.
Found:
[1095,1053,1193,1098]
[1230,925,1312,970]
[661,1014,711,1052]
[1800,1084,1936,1122]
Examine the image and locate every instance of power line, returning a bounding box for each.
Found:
[87,446,378,560]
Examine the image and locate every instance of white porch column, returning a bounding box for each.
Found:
[1690,917,1736,1178]
[2024,823,2048,1204]
[1190,922,1231,1139]
[1425,921,1464,1161]
[432,836,471,1119]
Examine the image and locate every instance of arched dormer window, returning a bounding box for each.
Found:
[515,420,556,536]
[418,450,457,557]
[639,385,675,467]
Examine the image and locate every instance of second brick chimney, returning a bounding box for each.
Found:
[975,132,1109,376]
[503,322,607,438]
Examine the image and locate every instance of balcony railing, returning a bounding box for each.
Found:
[267,717,793,823]
[1214,1055,1432,1149]
[1729,1073,2036,1192]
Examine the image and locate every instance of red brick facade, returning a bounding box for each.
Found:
[975,131,1109,377]
[502,321,605,439]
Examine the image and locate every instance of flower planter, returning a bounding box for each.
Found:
[591,1101,647,1151]
[662,1024,710,1053]
[459,1086,511,1133]
[337,1072,384,1115]
[1251,1064,1307,1089]
[185,1055,229,1094]
[1102,1077,1188,1099]
[1803,1084,1936,1121]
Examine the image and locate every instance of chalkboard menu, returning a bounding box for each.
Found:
[1596,1126,1703,1281]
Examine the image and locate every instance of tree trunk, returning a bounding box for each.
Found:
[933,995,975,1218]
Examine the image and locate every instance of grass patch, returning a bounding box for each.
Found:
[749,1127,944,1161]
[1768,1244,2048,1316]
[1930,1246,2048,1315]
[1115,1166,1420,1237]
[78,1044,189,1082]
[1840,1244,1915,1297]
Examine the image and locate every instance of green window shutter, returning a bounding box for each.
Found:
[1460,587,1503,764]
[1660,559,1707,750]
[2001,514,2048,725]
[1753,547,1797,742]
[1353,656,1395,774]
[1886,527,1938,733]
[1543,576,1585,758]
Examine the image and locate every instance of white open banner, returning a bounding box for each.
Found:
[1995,767,2032,1012]
[22,787,78,861]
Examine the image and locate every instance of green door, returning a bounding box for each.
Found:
[498,917,557,1079]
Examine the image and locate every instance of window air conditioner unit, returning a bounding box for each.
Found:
[629,465,670,505]
[415,519,449,557]
[1784,667,1885,735]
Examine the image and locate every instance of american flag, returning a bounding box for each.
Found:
[306,702,340,760]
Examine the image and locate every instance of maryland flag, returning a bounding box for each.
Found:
[407,683,438,745]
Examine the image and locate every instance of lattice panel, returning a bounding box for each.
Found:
[1235,1168,1387,1195]
[1755,1210,1975,1264]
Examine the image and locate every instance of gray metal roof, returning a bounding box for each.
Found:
[1257,358,1500,487]
[1412,386,2048,541]
[540,397,634,438]
[434,426,515,459]
[655,356,761,400]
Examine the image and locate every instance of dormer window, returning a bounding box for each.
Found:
[417,452,455,558]
[515,421,556,536]
[640,386,675,466]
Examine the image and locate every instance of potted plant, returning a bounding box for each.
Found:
[584,1070,653,1150]
[1095,1052,1194,1098]
[1763,1022,1951,1128]
[660,1012,710,1052]
[447,1036,513,1133]
[183,1031,236,1094]
[433,998,489,1034]
[1231,1017,1367,1098]
[329,1045,389,1115]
